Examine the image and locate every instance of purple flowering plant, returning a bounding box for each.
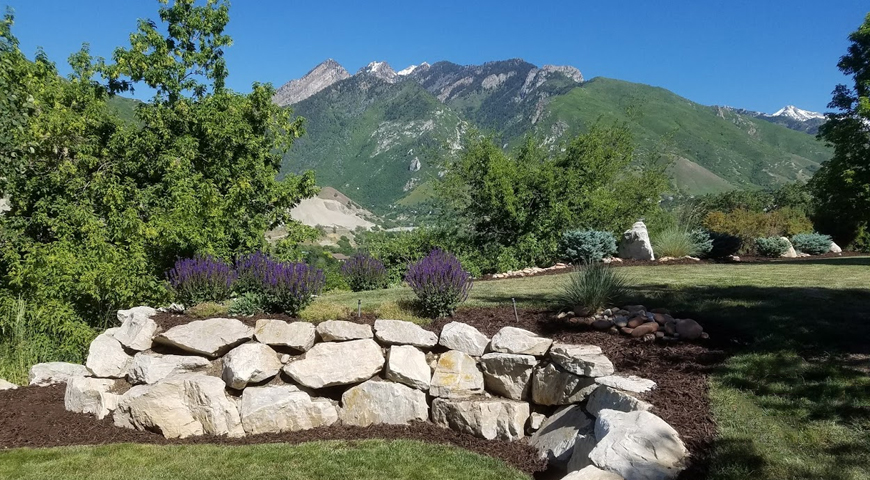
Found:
[260,261,326,315]
[341,252,388,291]
[405,249,472,318]
[167,255,236,306]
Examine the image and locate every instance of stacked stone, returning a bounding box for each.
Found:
[28,305,689,480]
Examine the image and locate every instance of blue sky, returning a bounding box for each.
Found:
[4,1,868,113]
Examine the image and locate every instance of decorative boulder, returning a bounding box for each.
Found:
[113,306,159,351]
[549,343,615,378]
[221,343,282,389]
[529,405,594,467]
[438,322,490,356]
[64,377,120,420]
[283,339,384,389]
[429,350,485,398]
[563,465,625,480]
[531,362,597,406]
[675,319,703,340]
[315,320,372,342]
[617,221,655,261]
[489,326,552,356]
[240,384,338,435]
[385,345,431,390]
[154,318,253,358]
[374,319,438,348]
[0,378,18,390]
[28,362,89,386]
[589,409,687,480]
[128,352,211,385]
[595,375,656,394]
[340,380,428,427]
[255,320,316,351]
[830,242,842,253]
[86,329,133,379]
[780,237,798,258]
[479,353,537,400]
[431,397,529,441]
[585,385,652,417]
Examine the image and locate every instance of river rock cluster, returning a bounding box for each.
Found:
[560,304,708,343]
[28,306,689,480]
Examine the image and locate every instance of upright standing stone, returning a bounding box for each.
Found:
[617,221,654,261]
[385,345,431,390]
[781,237,798,258]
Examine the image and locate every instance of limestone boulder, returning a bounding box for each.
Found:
[221,343,282,389]
[114,306,159,351]
[781,237,798,258]
[429,350,484,398]
[479,353,537,400]
[374,319,438,348]
[590,409,687,480]
[431,397,530,441]
[340,380,428,427]
[549,343,615,378]
[585,385,652,417]
[128,352,211,385]
[438,322,490,356]
[529,405,594,466]
[64,377,120,420]
[154,318,253,358]
[283,339,384,389]
[831,242,843,253]
[528,412,546,432]
[255,320,316,351]
[0,379,18,390]
[490,326,552,356]
[563,465,624,480]
[240,384,338,435]
[86,329,133,379]
[531,362,597,405]
[29,362,89,386]
[618,221,655,261]
[595,375,656,393]
[316,320,372,341]
[385,345,431,390]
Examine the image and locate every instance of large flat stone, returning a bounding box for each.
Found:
[86,329,133,379]
[374,319,438,348]
[255,320,316,351]
[385,345,431,390]
[531,362,597,406]
[490,327,552,356]
[529,404,594,467]
[316,320,372,341]
[549,343,614,378]
[283,339,384,389]
[128,352,211,385]
[221,343,282,389]
[431,397,530,441]
[113,306,159,351]
[240,385,338,435]
[429,350,484,398]
[585,385,651,417]
[154,318,253,358]
[563,465,624,480]
[590,409,687,480]
[340,380,428,427]
[479,353,537,400]
[29,362,89,386]
[594,375,656,394]
[438,321,489,356]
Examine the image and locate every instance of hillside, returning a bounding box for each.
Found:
[277,59,832,209]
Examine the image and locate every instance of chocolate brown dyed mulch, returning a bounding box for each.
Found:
[0,385,546,475]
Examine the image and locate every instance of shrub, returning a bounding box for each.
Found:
[234,251,274,294]
[690,229,714,257]
[703,208,813,254]
[186,302,230,318]
[227,291,267,316]
[560,230,618,263]
[558,262,628,315]
[406,249,473,318]
[791,233,833,255]
[755,237,791,257]
[652,227,697,258]
[707,232,743,259]
[167,256,236,306]
[341,253,388,291]
[260,262,325,316]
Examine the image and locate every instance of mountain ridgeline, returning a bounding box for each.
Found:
[276,59,831,211]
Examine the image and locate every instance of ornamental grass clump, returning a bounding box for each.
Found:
[168,256,236,306]
[558,262,627,316]
[406,249,472,318]
[260,261,325,316]
[341,252,388,291]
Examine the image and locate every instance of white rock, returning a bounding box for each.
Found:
[549,343,615,378]
[529,405,594,466]
[154,318,253,358]
[0,378,18,390]
[315,320,373,341]
[585,385,651,417]
[86,330,133,379]
[429,350,484,398]
[385,345,431,390]
[431,397,529,441]
[590,409,687,480]
[595,375,656,393]
[112,385,150,430]
[255,320,317,351]
[64,377,120,420]
[128,352,211,385]
[829,241,842,253]
[531,362,597,405]
[479,353,537,400]
[528,412,546,431]
[438,322,490,356]
[283,339,384,389]
[490,326,552,356]
[240,384,338,435]
[374,319,438,348]
[221,343,282,389]
[563,465,624,480]
[340,380,428,427]
[28,362,89,386]
[781,237,798,258]
[114,306,159,351]
[617,221,655,261]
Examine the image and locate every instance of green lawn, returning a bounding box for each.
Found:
[3,258,870,479]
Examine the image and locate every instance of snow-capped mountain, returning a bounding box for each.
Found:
[357,61,398,83]
[768,105,825,122]
[397,62,430,76]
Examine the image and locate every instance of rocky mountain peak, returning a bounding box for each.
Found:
[768,105,824,122]
[397,62,430,76]
[357,61,398,83]
[272,59,350,107]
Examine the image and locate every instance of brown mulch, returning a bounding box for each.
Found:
[0,385,546,474]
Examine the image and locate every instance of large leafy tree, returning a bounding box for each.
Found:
[810,13,870,246]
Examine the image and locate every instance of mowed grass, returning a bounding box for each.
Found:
[0,440,529,480]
